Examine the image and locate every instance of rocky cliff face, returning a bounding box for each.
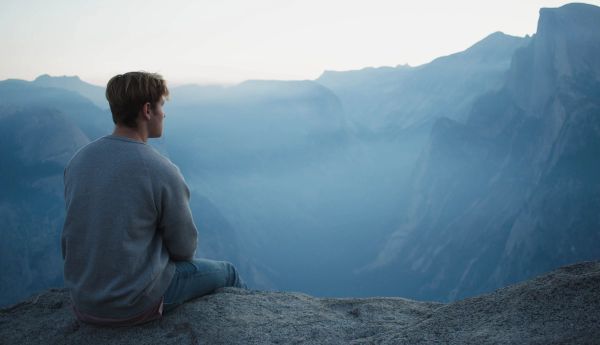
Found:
[1,261,599,345]
[366,3,600,301]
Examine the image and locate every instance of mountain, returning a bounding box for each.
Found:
[0,82,96,306]
[317,31,530,134]
[167,80,348,172]
[2,2,599,307]
[2,261,599,344]
[0,79,111,139]
[33,74,107,109]
[364,3,600,301]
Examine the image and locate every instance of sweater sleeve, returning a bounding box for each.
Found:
[158,166,198,261]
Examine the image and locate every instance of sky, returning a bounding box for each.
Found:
[1,0,599,86]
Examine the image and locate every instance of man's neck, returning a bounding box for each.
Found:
[112,125,148,143]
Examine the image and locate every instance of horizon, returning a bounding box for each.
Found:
[2,1,600,86]
[1,30,519,89]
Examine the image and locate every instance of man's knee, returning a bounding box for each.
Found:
[221,261,238,276]
[219,261,245,288]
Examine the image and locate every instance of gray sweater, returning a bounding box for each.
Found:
[62,135,198,318]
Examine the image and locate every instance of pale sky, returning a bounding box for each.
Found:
[1,0,599,86]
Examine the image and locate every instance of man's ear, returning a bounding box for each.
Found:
[141,102,152,120]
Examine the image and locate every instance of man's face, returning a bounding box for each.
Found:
[148,97,166,138]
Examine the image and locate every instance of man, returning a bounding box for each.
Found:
[61,71,245,327]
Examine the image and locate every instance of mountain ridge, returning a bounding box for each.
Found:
[32,74,107,109]
[316,31,529,133]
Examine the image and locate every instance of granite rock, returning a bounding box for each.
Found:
[1,261,599,344]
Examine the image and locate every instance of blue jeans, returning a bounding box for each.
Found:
[163,258,247,313]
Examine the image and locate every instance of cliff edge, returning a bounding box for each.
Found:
[1,261,599,344]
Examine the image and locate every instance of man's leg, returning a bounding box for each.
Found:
[163,258,246,313]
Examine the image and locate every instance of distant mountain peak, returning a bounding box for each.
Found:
[32,74,107,109]
[506,1,600,112]
[318,65,409,80]
[459,31,529,59]
[537,2,600,37]
[34,74,82,82]
[541,2,600,15]
[480,31,519,43]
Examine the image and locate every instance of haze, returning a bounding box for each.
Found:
[1,0,598,84]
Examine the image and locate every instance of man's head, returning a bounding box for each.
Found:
[106,72,169,137]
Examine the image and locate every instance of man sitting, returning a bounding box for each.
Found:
[61,71,246,327]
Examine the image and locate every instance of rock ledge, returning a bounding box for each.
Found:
[1,261,599,344]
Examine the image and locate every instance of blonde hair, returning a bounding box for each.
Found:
[106,71,170,128]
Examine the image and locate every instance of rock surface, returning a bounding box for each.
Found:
[1,261,599,344]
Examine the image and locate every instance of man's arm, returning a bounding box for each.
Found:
[158,169,198,261]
